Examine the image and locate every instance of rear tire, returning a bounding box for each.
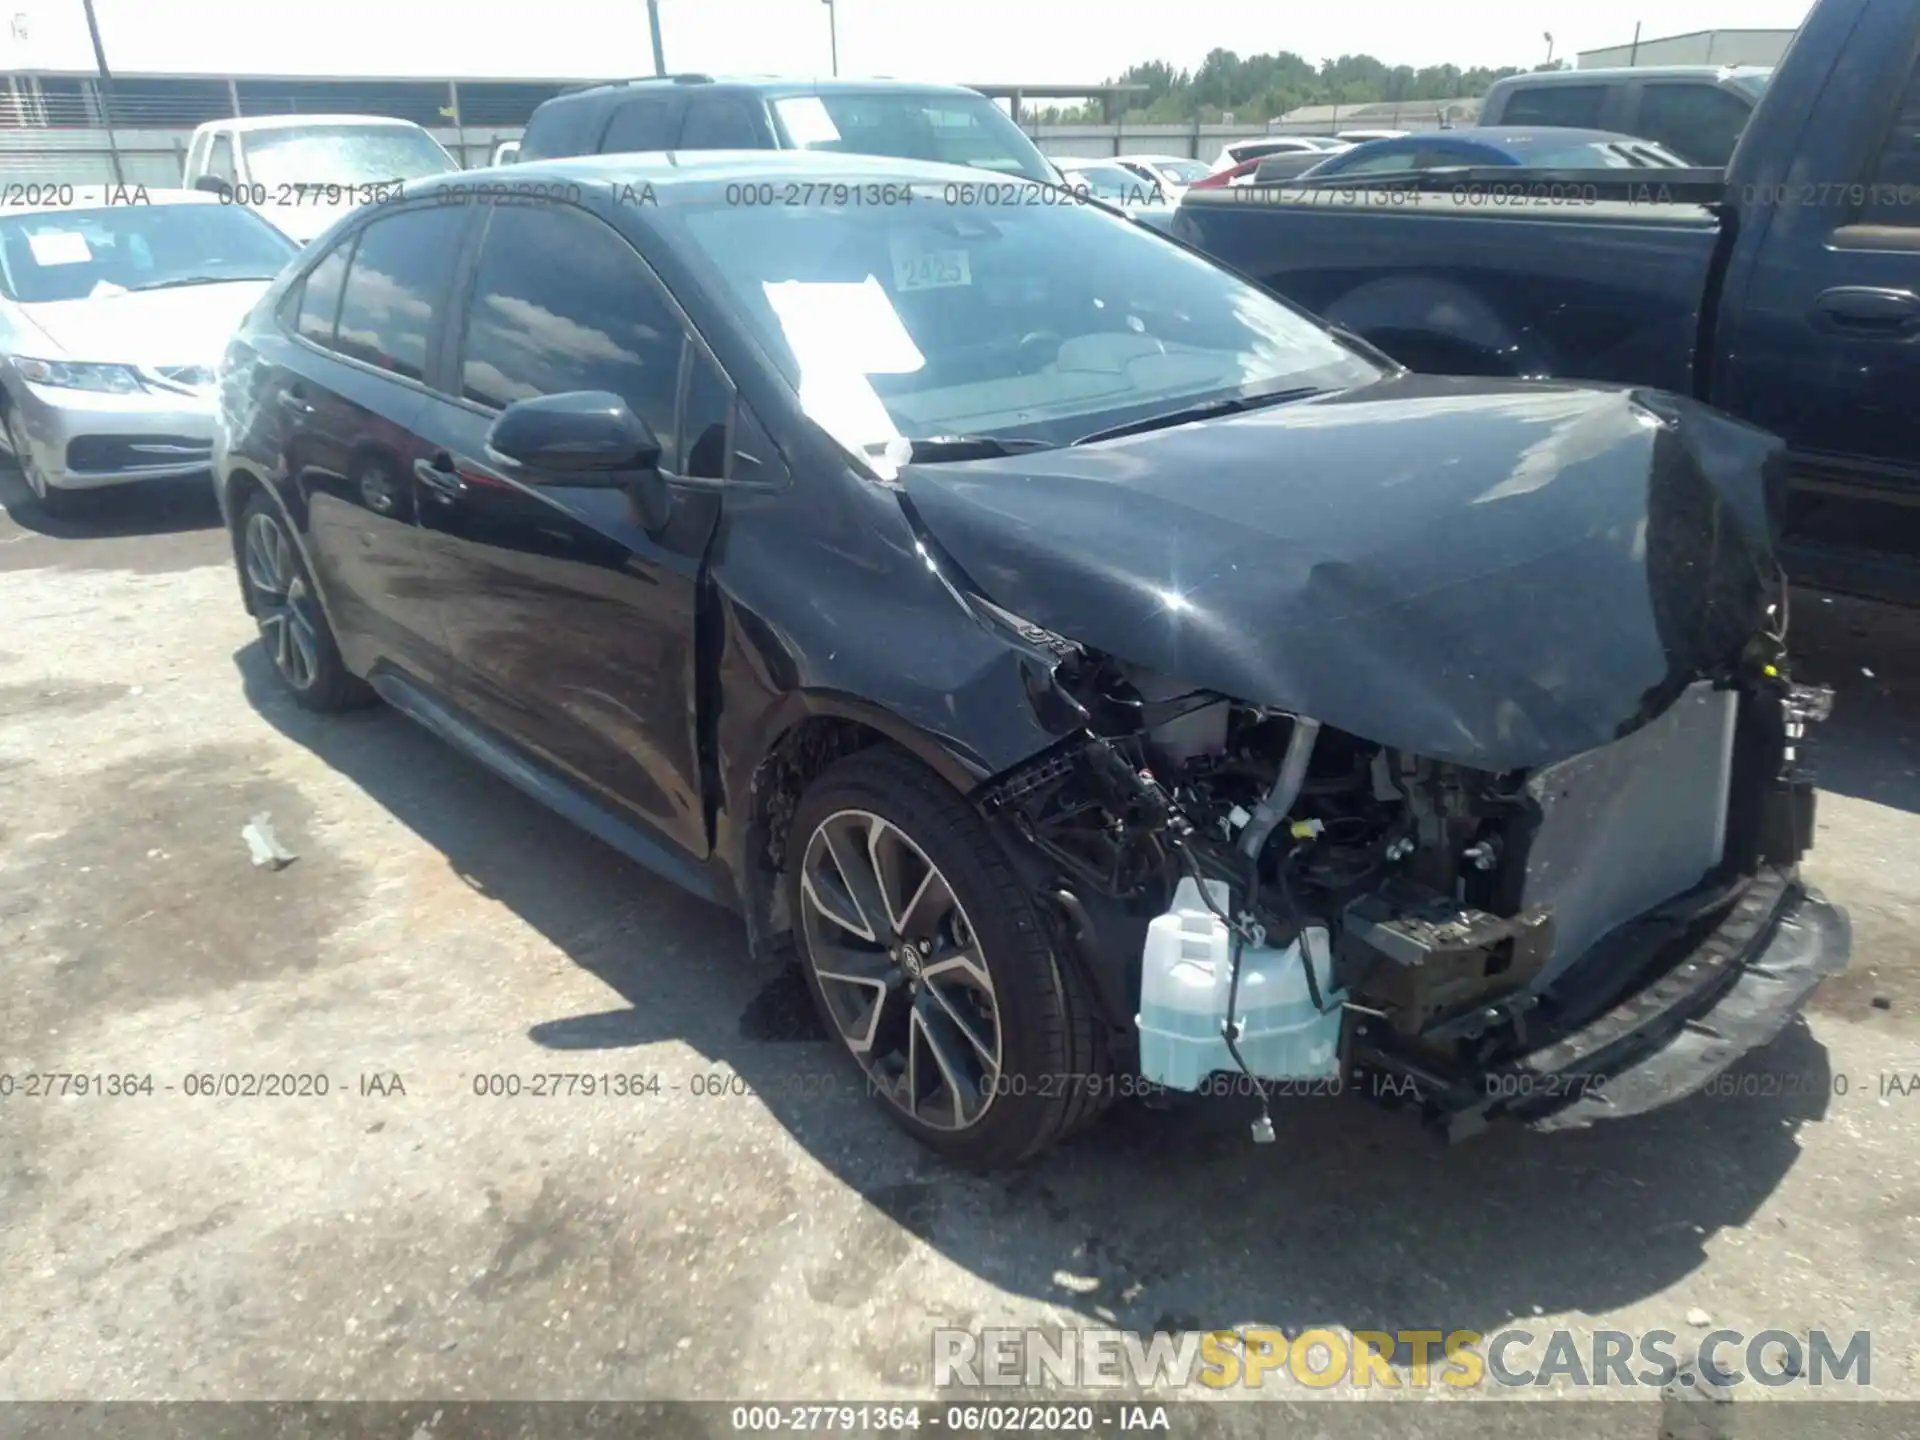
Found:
[239,490,373,712]
[787,746,1111,1169]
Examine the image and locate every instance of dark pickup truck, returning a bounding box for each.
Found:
[1172,0,1920,602]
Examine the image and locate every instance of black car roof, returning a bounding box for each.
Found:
[435,148,1031,197]
[549,75,991,101]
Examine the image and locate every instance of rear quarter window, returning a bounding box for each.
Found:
[599,96,679,153]
[518,96,605,162]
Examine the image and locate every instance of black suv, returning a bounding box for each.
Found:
[514,74,1057,182]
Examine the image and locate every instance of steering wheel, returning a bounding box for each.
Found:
[1014,330,1064,375]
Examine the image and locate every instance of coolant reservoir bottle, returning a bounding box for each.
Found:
[1137,877,1345,1091]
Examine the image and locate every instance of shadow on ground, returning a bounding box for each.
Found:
[0,464,226,575]
[238,634,1862,1366]
[1788,587,1920,816]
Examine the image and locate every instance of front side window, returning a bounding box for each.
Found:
[661,185,1382,461]
[1633,84,1753,166]
[331,205,466,380]
[680,348,732,478]
[0,202,294,304]
[242,125,455,187]
[457,203,682,461]
[770,93,1053,182]
[1862,57,1920,223]
[1500,84,1609,129]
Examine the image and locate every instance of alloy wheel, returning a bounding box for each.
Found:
[244,509,321,692]
[799,808,1003,1131]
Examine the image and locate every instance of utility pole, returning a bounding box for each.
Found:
[647,0,666,76]
[822,0,838,76]
[1629,21,1643,67]
[80,0,125,185]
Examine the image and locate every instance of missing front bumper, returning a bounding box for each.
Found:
[1354,870,1850,1140]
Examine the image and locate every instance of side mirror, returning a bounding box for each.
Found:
[193,175,232,197]
[485,390,673,526]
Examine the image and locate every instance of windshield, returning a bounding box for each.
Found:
[1729,69,1773,101]
[0,203,296,303]
[662,185,1382,465]
[770,93,1054,183]
[242,125,456,187]
[1154,159,1212,183]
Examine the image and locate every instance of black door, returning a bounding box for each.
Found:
[1719,49,1920,490]
[273,202,472,684]
[410,199,726,860]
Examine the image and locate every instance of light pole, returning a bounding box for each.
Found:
[80,0,125,185]
[822,0,838,77]
[647,0,666,76]
[1542,31,1555,66]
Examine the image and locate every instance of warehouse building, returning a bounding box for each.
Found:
[1576,28,1797,70]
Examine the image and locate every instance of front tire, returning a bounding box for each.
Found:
[5,409,81,519]
[240,491,371,712]
[788,746,1111,1168]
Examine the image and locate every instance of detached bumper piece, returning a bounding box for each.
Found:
[1355,868,1850,1140]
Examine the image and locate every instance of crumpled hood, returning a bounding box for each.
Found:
[23,280,269,368]
[901,375,1784,773]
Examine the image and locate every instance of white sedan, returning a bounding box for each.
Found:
[0,189,297,516]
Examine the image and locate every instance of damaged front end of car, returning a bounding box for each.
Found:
[976,646,1841,1139]
[899,378,1852,1139]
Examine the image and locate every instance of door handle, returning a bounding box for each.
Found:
[412,454,467,501]
[1813,286,1920,335]
[277,389,315,415]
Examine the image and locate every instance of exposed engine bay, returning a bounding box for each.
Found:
[980,638,1833,1130]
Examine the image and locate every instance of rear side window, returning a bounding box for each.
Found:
[1498,84,1609,129]
[457,203,682,460]
[331,206,467,381]
[600,96,678,153]
[294,241,351,345]
[1633,83,1752,165]
[680,96,764,149]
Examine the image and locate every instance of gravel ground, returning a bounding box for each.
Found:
[2,470,1918,1423]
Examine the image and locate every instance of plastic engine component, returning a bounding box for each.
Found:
[1137,876,1345,1090]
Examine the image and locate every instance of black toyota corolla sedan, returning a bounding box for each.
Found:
[215,151,1847,1168]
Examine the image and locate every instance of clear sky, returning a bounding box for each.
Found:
[6,0,1819,83]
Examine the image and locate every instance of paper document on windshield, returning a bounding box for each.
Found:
[775,96,842,147]
[764,277,920,478]
[26,230,91,266]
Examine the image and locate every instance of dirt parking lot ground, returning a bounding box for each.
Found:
[3,470,1920,1426]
